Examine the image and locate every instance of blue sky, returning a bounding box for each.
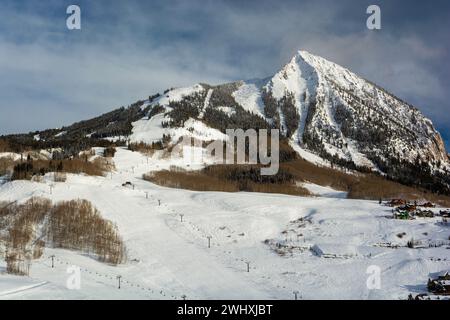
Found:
[1,0,449,148]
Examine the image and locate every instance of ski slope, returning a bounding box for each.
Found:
[0,148,449,300]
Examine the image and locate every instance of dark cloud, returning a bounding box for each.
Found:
[0,0,449,149]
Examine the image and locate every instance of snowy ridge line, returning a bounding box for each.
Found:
[37,254,180,299]
[327,78,417,139]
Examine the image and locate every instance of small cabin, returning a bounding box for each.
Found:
[439,210,450,218]
[415,209,434,218]
[393,210,413,220]
[387,199,407,207]
[397,204,417,212]
[428,273,450,295]
[419,202,435,208]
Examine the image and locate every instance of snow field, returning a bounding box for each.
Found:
[0,148,448,299]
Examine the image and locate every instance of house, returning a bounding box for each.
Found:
[419,201,435,208]
[397,204,417,212]
[393,210,413,220]
[439,210,450,218]
[428,273,450,295]
[415,209,434,218]
[387,199,407,207]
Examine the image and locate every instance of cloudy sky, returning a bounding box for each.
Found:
[1,0,449,147]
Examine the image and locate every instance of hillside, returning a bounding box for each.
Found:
[1,148,449,299]
[1,50,449,195]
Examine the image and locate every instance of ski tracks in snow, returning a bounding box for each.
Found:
[87,182,272,299]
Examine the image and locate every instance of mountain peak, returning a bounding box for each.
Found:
[4,50,448,194]
[259,50,449,191]
[296,49,315,59]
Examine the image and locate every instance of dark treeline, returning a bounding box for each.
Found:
[0,97,154,155]
[11,157,108,180]
[1,136,119,157]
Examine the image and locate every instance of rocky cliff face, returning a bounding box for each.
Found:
[142,50,449,192]
[266,51,448,169]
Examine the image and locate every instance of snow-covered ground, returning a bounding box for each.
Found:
[0,148,448,300]
[0,152,22,161]
[299,182,348,198]
[232,80,266,118]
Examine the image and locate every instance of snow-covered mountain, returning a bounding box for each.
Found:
[129,51,450,193]
[267,51,448,167]
[2,51,450,301]
[4,50,449,193]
